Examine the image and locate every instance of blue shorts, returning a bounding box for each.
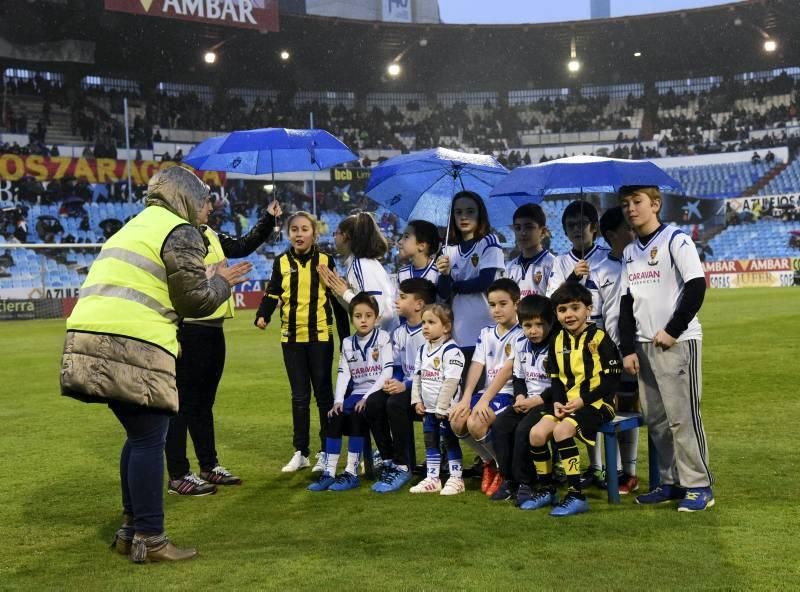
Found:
[342,394,364,414]
[470,392,513,415]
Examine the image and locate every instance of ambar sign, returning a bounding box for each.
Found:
[104,0,279,32]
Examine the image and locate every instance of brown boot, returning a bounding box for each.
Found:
[130,533,197,563]
[110,512,134,555]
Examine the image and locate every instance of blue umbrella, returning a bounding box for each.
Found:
[182,127,358,175]
[365,147,515,238]
[489,155,683,203]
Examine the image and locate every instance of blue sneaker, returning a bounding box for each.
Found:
[372,468,412,493]
[520,489,556,511]
[677,487,715,512]
[635,484,686,505]
[549,493,589,517]
[307,475,335,492]
[329,472,360,491]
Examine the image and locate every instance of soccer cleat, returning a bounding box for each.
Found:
[520,489,557,511]
[485,471,504,497]
[371,468,412,493]
[580,468,607,490]
[200,465,241,485]
[307,475,335,492]
[618,474,640,495]
[282,451,310,473]
[677,487,715,512]
[311,452,326,473]
[168,473,217,496]
[440,477,465,496]
[480,461,498,493]
[329,472,360,491]
[549,493,589,517]
[489,479,513,501]
[636,484,686,505]
[409,477,442,494]
[515,483,534,507]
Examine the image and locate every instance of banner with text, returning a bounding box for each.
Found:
[727,193,799,213]
[703,257,799,289]
[104,0,279,32]
[0,155,225,186]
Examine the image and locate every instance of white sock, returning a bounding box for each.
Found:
[465,435,492,463]
[588,441,603,471]
[475,433,497,465]
[620,427,640,476]
[448,458,463,479]
[346,451,361,476]
[324,453,340,477]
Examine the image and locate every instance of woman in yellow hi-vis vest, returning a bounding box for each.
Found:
[60,166,251,563]
[164,198,280,495]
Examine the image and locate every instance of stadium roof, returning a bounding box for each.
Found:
[1,0,798,93]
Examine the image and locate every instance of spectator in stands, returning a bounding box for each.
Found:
[751,151,762,165]
[765,150,776,164]
[59,166,252,563]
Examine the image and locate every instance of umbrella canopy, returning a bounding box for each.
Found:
[489,155,684,203]
[365,147,515,228]
[182,128,358,175]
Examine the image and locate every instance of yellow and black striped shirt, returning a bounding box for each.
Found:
[546,323,621,410]
[257,247,343,343]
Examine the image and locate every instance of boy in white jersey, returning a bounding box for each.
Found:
[308,293,393,492]
[397,220,441,284]
[547,200,610,486]
[618,186,713,512]
[491,295,554,506]
[506,204,555,297]
[368,278,436,493]
[596,206,640,495]
[409,304,466,495]
[450,278,523,498]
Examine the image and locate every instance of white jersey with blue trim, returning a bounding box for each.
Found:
[443,234,505,347]
[472,323,524,396]
[512,338,551,398]
[397,259,440,285]
[392,321,427,384]
[546,243,611,322]
[335,328,394,403]
[505,250,556,297]
[415,338,465,413]
[345,255,398,330]
[620,224,704,343]
[594,253,625,345]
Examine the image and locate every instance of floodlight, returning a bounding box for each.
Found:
[387,63,401,77]
[764,39,777,53]
[203,51,217,64]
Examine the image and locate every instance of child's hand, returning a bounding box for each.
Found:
[266,199,282,218]
[383,379,404,394]
[255,317,267,330]
[328,402,343,417]
[435,410,449,420]
[553,402,566,419]
[317,265,350,297]
[354,399,367,414]
[415,402,426,416]
[512,395,527,413]
[653,329,676,350]
[573,259,590,278]
[473,401,493,423]
[435,255,451,276]
[563,398,584,414]
[623,353,640,375]
[450,400,470,422]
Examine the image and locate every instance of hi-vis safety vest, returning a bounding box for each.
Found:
[186,227,235,322]
[66,206,186,357]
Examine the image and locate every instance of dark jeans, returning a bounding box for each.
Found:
[365,389,414,466]
[165,323,225,479]
[110,401,170,535]
[493,407,543,485]
[282,341,334,457]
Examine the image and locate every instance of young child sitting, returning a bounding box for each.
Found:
[527,282,621,516]
[409,304,466,495]
[308,293,393,492]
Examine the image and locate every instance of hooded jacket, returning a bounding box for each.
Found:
[59,166,231,413]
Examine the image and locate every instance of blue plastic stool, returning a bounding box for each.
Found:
[599,412,660,504]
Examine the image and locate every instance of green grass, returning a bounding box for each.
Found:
[1,288,799,591]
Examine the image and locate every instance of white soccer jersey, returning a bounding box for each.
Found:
[415,338,465,413]
[344,256,398,331]
[512,338,551,398]
[335,328,394,403]
[505,250,556,297]
[392,321,427,386]
[397,259,440,285]
[546,243,611,322]
[620,224,705,343]
[443,234,505,347]
[472,323,524,396]
[594,253,625,345]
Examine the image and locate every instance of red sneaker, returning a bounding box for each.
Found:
[618,474,640,495]
[485,471,504,497]
[480,461,498,493]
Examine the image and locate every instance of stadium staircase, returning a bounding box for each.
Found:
[9,95,84,145]
[740,161,790,197]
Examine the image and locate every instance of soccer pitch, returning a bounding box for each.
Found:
[1,288,799,591]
